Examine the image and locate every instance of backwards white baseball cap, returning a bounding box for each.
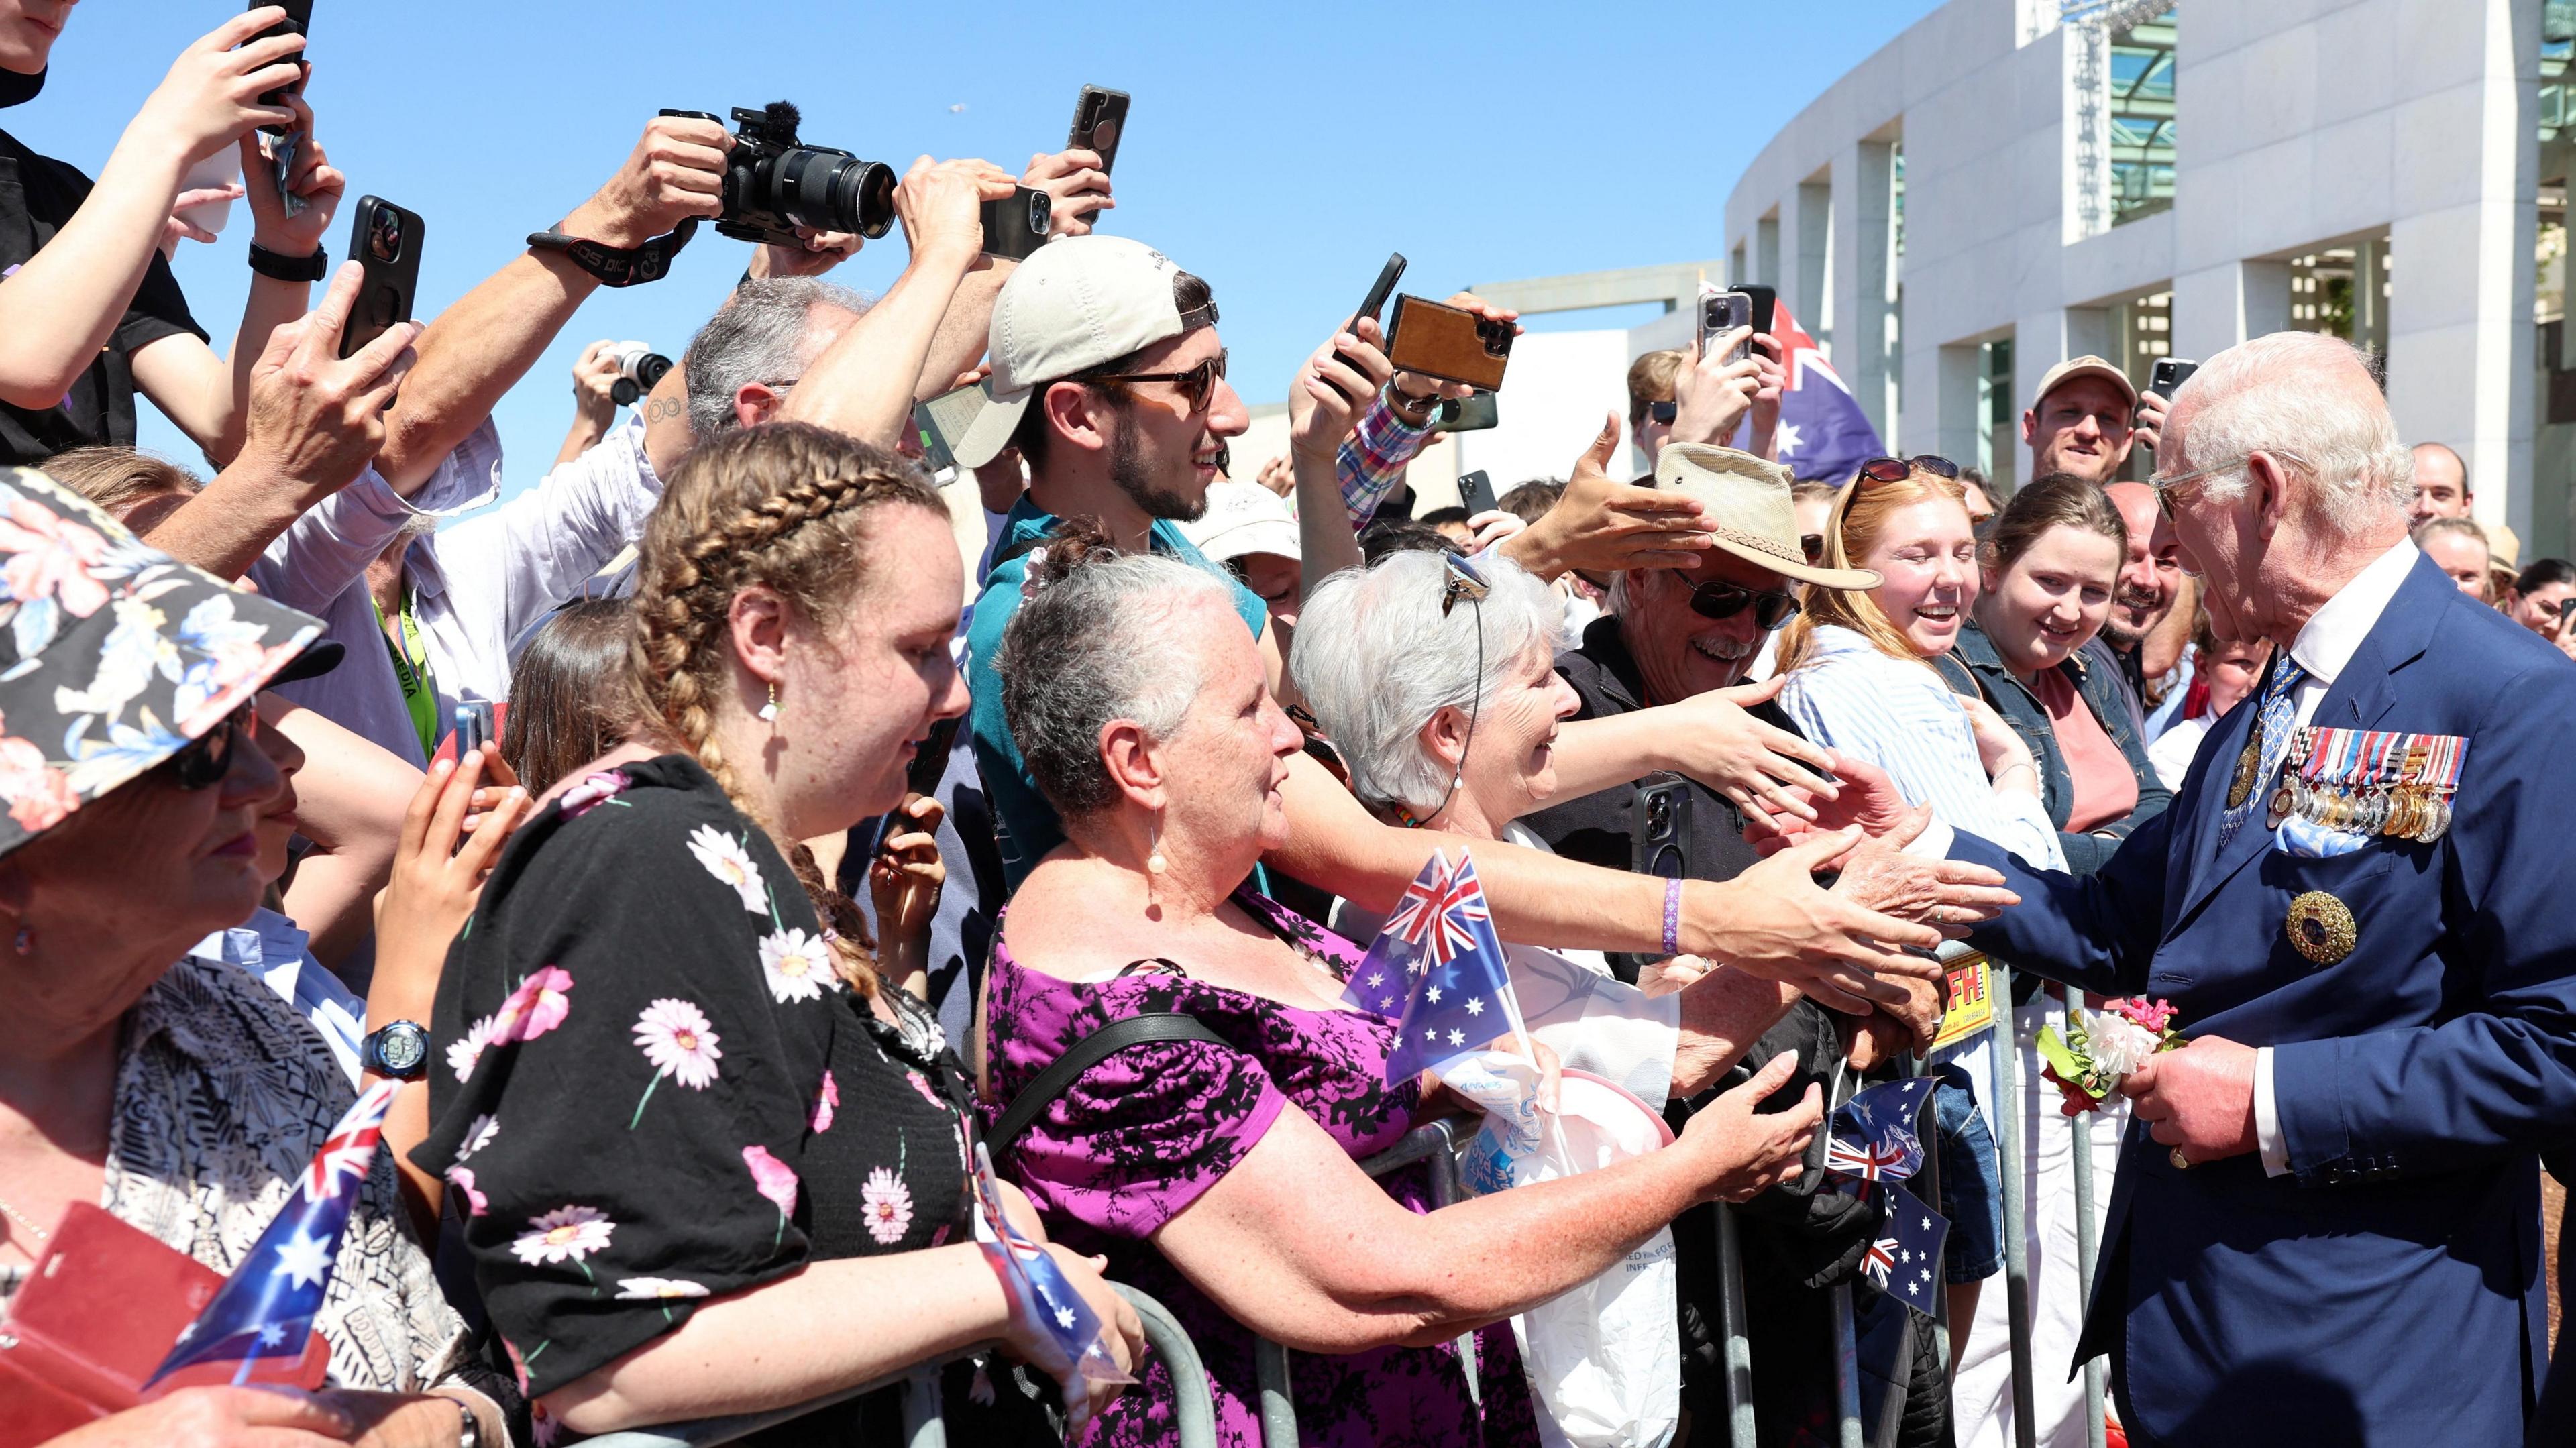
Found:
[953,235,1211,470]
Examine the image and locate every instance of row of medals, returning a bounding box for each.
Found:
[2252,726,2455,843]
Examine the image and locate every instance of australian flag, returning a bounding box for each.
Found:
[967,1144,1131,1418]
[1861,1180,1949,1316]
[1347,850,1525,1084]
[1824,1076,1931,1186]
[1733,299,1885,485]
[145,1078,400,1390]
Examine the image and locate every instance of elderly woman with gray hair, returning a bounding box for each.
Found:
[983,524,1831,1448]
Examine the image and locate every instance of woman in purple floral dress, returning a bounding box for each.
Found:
[413,425,1141,1445]
[985,533,1823,1447]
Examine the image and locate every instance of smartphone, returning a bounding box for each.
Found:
[1068,86,1132,176]
[1701,290,1754,366]
[1734,283,1778,338]
[339,196,422,360]
[979,186,1052,262]
[1386,294,1513,391]
[2147,357,2200,399]
[1332,252,1406,376]
[250,1,315,133]
[1434,392,1498,433]
[1631,774,1692,881]
[914,377,992,475]
[1457,469,1499,516]
[451,702,492,757]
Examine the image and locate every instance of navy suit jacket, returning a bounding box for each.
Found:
[1949,554,2576,1445]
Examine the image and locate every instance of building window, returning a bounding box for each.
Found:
[2108,8,2176,225]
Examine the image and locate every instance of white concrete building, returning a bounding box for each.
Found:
[1723,0,2574,557]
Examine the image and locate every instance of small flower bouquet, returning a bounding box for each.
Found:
[2033,997,2181,1109]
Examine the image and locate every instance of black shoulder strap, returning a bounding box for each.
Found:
[988,1012,1226,1160]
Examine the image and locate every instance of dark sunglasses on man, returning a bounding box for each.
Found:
[1093,349,1230,412]
[160,700,260,791]
[1646,400,1677,425]
[1674,575,1803,631]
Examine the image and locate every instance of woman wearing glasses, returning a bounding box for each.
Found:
[0,471,513,1447]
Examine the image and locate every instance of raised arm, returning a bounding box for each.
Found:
[265,698,422,969]
[0,13,298,412]
[372,115,731,492]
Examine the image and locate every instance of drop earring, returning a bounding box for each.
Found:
[758,681,780,723]
[1146,817,1168,877]
[12,926,30,956]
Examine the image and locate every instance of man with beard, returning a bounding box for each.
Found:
[2080,479,2186,730]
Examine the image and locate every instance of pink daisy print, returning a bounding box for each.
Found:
[629,997,722,1128]
[557,769,631,818]
[743,1144,800,1217]
[811,1070,839,1133]
[447,1014,497,1082]
[616,1275,711,1322]
[685,824,769,914]
[494,966,575,1044]
[860,1166,914,1245]
[445,1164,488,1217]
[511,1205,615,1268]
[759,927,833,1004]
[457,1113,499,1160]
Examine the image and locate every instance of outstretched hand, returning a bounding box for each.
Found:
[1499,412,1713,581]
[1697,828,1947,1013]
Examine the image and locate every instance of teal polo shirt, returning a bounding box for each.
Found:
[965,496,1269,892]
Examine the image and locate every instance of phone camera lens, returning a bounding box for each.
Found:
[1646,795,1672,834]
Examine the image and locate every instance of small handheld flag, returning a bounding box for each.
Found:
[969,1145,1132,1429]
[1863,1181,1949,1316]
[1823,1076,1930,1186]
[145,1078,400,1390]
[1346,849,1526,1084]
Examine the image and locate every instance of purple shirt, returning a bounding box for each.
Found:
[983,889,1537,1448]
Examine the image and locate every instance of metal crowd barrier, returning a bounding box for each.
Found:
[583,1282,1214,1448]
[1254,1117,1471,1448]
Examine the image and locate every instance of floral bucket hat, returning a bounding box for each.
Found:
[0,465,326,858]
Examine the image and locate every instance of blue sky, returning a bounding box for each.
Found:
[23,0,1941,492]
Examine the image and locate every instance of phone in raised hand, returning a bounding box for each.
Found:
[1069,87,1130,176]
[340,196,423,360]
[1700,290,1754,367]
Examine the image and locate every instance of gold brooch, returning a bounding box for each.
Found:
[2286,891,2357,966]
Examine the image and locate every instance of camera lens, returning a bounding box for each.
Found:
[1028,191,1052,235]
[1646,794,1672,835]
[368,209,402,263]
[775,148,898,240]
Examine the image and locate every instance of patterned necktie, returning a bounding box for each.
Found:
[2217,653,2308,848]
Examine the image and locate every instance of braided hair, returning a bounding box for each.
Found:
[627,420,945,994]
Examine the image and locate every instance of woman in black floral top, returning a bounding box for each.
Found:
[413,424,1140,1444]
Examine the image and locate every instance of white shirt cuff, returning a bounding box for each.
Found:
[2253,1044,2290,1176]
[1901,815,1956,860]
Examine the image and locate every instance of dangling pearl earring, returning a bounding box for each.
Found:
[758,681,780,724]
[1146,818,1168,877]
[12,926,31,956]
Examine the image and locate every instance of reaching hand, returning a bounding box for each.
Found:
[1670,327,1762,448]
[1677,1050,1823,1203]
[1498,413,1714,581]
[1462,510,1525,553]
[160,182,244,258]
[1829,820,2017,934]
[1022,147,1115,238]
[1254,453,1295,498]
[559,113,731,250]
[1288,315,1392,461]
[130,9,305,168]
[1957,695,2039,793]
[1655,673,1841,824]
[1745,750,1915,846]
[239,93,343,257]
[751,226,863,280]
[894,156,1016,261]
[233,260,420,499]
[1699,828,1947,1012]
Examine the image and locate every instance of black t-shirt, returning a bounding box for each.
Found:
[0,128,206,465]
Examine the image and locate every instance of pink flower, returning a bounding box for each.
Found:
[511,1205,614,1266]
[633,998,722,1089]
[494,966,575,1044]
[0,498,110,619]
[558,770,631,818]
[906,1070,947,1113]
[0,732,74,833]
[811,1070,838,1133]
[743,1144,800,1219]
[860,1166,913,1245]
[447,1014,498,1082]
[2108,996,2178,1034]
[444,1165,488,1217]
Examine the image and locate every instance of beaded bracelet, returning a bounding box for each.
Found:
[1662,876,1684,958]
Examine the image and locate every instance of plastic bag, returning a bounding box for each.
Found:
[1446,1053,1680,1448]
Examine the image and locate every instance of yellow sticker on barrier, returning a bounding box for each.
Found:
[1932,953,1995,1050]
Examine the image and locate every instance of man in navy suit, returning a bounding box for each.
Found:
[1849,332,2576,1444]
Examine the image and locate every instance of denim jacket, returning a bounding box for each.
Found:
[1933,620,2171,875]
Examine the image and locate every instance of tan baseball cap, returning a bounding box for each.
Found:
[953,236,1207,470]
[1181,480,1299,564]
[2031,355,2139,414]
[1655,443,1882,590]
[2487,520,2523,586]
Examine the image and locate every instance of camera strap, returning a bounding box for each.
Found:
[526,217,698,287]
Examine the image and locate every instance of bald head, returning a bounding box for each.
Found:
[2408,441,2470,524]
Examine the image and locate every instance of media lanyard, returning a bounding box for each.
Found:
[374,586,439,761]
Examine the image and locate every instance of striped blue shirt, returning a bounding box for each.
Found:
[1778,625,2065,871]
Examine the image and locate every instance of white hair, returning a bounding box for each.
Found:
[2167,331,2413,532]
[1290,551,1563,813]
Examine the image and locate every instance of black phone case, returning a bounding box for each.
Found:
[341,196,423,361]
[1735,284,1778,337]
[1070,87,1131,176]
[252,0,316,131]
[1457,471,1497,516]
[980,187,1052,262]
[1631,775,1693,880]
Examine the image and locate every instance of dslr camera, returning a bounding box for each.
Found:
[606,341,672,406]
[660,101,897,246]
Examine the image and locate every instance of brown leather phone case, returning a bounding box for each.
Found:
[1387,295,1513,391]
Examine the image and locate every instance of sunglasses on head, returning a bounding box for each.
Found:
[161,700,258,791]
[1676,576,1803,631]
[1093,349,1230,412]
[1853,455,1962,484]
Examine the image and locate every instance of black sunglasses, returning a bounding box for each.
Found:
[1679,577,1803,631]
[1646,400,1677,425]
[161,700,259,791]
[1854,454,1962,484]
[1093,349,1230,412]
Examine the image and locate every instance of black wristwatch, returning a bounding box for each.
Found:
[247,241,328,282]
[360,1021,431,1080]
